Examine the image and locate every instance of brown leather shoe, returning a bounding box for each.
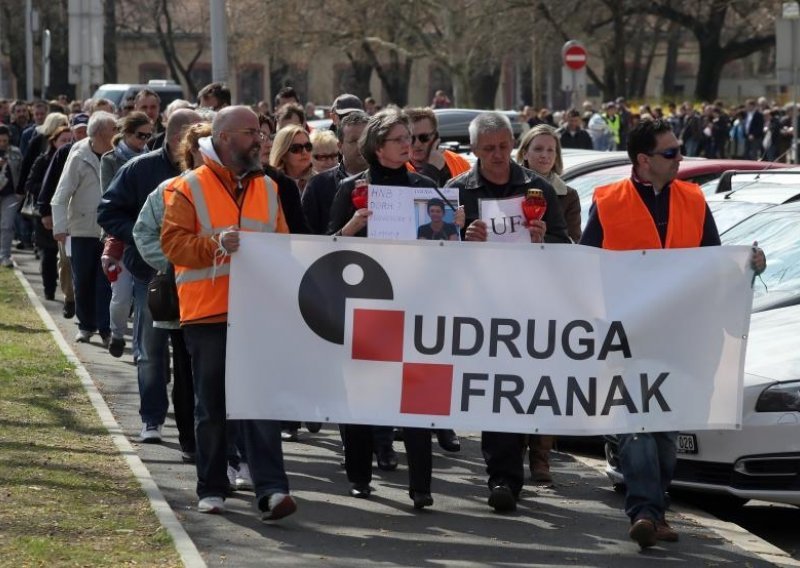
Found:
[656,519,679,542]
[629,517,657,549]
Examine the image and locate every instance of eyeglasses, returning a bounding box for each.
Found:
[648,147,681,160]
[288,142,313,154]
[384,135,412,145]
[134,131,153,141]
[313,153,338,161]
[226,128,266,140]
[411,132,437,144]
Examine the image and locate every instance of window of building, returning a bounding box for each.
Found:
[189,64,213,94]
[139,63,168,83]
[238,64,264,105]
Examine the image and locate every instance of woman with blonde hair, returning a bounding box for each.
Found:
[269,124,313,193]
[516,124,581,242]
[309,129,339,173]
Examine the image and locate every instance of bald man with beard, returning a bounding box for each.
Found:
[161,106,298,520]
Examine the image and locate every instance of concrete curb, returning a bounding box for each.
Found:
[12,266,206,568]
[571,453,800,567]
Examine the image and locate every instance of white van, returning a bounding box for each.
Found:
[91,80,186,112]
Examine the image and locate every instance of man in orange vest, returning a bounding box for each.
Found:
[161,106,298,521]
[580,118,766,548]
[405,107,471,187]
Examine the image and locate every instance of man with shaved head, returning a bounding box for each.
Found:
[161,105,298,521]
[98,108,203,451]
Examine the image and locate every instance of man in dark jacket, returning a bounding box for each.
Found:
[301,110,369,234]
[97,109,201,443]
[445,112,570,514]
[557,109,594,150]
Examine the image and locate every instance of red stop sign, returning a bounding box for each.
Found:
[564,44,587,71]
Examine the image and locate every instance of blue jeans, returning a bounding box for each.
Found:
[70,237,111,334]
[618,431,677,522]
[132,277,169,426]
[183,323,289,501]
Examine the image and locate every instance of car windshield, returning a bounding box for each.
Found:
[709,201,773,234]
[92,89,125,107]
[722,208,800,308]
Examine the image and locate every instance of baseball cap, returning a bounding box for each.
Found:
[331,94,363,116]
[70,113,89,129]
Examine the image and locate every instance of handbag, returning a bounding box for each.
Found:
[19,191,39,218]
[147,265,180,321]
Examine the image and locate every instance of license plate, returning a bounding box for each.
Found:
[676,433,698,454]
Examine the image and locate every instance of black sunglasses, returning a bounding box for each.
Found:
[134,131,153,141]
[288,142,313,154]
[648,147,680,160]
[412,132,437,144]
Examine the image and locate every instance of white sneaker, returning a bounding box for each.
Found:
[260,492,297,521]
[75,330,92,343]
[235,463,254,491]
[138,423,162,443]
[227,465,239,490]
[198,496,225,514]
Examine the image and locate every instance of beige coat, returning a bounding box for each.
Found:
[51,138,103,238]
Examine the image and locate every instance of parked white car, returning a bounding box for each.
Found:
[605,302,800,507]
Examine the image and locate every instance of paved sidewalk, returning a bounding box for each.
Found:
[12,249,789,567]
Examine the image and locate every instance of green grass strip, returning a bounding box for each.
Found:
[0,269,182,567]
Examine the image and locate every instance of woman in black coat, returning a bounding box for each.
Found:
[24,126,73,299]
[328,108,439,510]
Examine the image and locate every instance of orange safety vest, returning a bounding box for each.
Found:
[406,150,471,180]
[593,178,706,250]
[171,166,284,323]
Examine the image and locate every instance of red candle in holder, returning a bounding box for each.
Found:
[522,188,547,223]
[351,179,368,209]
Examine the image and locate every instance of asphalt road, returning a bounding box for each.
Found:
[11,247,798,567]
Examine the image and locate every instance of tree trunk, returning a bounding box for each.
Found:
[694,44,724,101]
[662,23,680,99]
[469,65,502,109]
[343,52,373,100]
[103,0,117,84]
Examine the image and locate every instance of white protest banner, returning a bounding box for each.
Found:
[479,196,529,243]
[367,185,461,241]
[226,235,753,435]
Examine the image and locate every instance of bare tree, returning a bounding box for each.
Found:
[639,0,779,101]
[116,0,208,98]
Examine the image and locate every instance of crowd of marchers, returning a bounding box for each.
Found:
[521,96,793,161]
[0,83,766,550]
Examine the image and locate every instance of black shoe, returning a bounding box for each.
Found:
[63,301,75,319]
[376,448,398,471]
[412,492,433,510]
[44,291,55,301]
[108,337,125,358]
[488,484,517,513]
[99,332,111,349]
[181,450,196,463]
[436,429,460,452]
[305,422,322,433]
[349,483,373,498]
